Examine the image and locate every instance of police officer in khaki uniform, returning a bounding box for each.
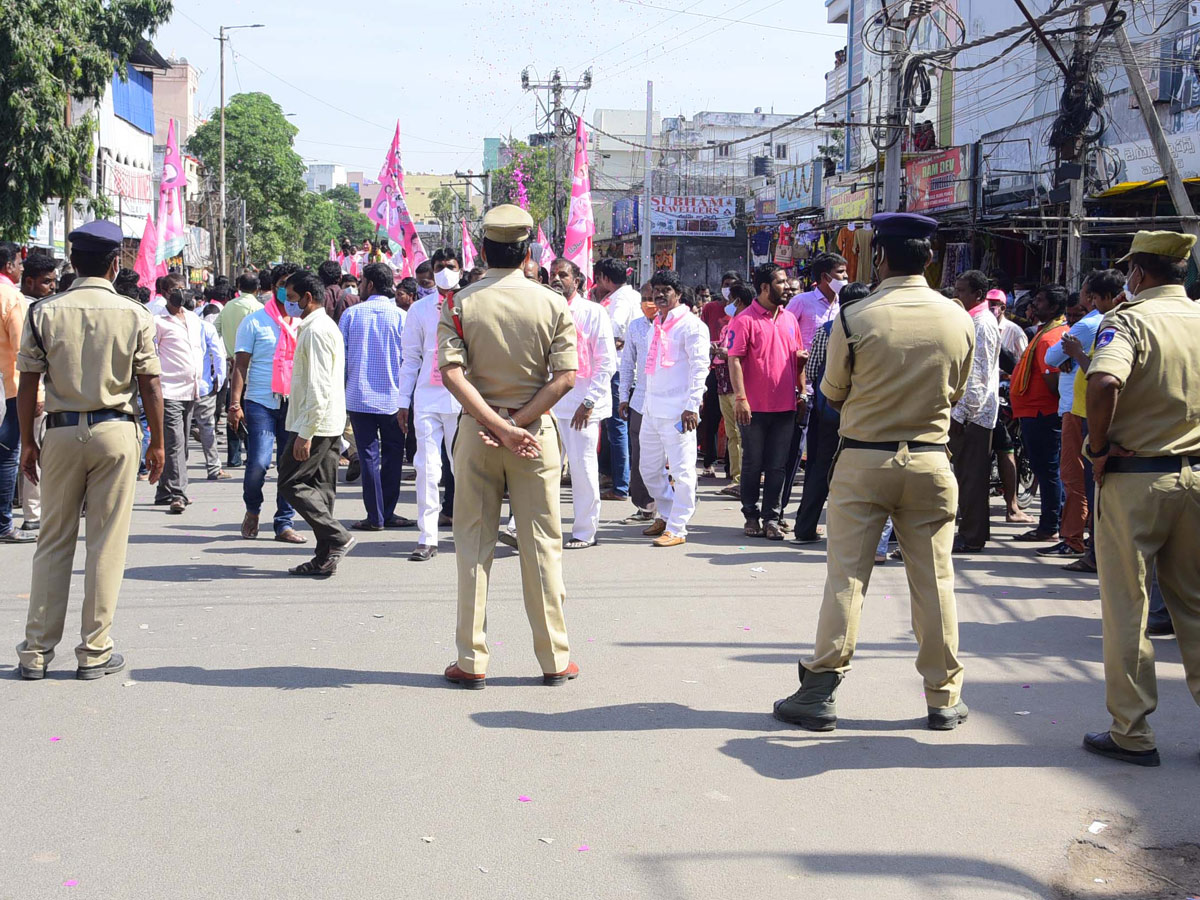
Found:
[437,205,579,689]
[773,213,975,731]
[14,221,165,680]
[1082,230,1200,767]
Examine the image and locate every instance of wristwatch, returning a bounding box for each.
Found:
[582,399,595,410]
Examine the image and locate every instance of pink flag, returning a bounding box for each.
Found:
[461,219,478,270]
[134,210,165,289]
[155,119,187,265]
[537,226,556,271]
[563,116,595,287]
[367,121,428,271]
[329,239,338,262]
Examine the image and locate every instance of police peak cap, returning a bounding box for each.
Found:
[870,212,938,240]
[68,220,123,253]
[1116,230,1197,263]
[482,204,534,242]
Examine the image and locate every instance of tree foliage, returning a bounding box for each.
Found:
[490,142,554,232]
[188,91,307,266]
[0,0,173,240]
[322,185,375,245]
[294,187,375,268]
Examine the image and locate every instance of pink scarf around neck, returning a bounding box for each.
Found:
[645,310,681,375]
[264,299,298,395]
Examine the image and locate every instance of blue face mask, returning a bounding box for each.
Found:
[283,299,303,318]
[724,302,737,317]
[417,284,437,298]
[275,286,287,303]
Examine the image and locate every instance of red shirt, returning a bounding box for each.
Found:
[1010,323,1066,418]
[727,301,802,413]
[700,299,730,342]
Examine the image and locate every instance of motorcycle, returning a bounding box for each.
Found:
[991,381,1037,509]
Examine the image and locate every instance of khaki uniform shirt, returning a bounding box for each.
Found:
[17,277,161,415]
[822,275,975,444]
[438,267,577,411]
[1087,283,1200,456]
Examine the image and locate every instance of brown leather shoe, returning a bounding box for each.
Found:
[444,662,485,689]
[241,512,259,540]
[410,544,438,561]
[642,518,667,537]
[275,528,308,544]
[544,661,580,686]
[600,490,629,501]
[653,532,686,548]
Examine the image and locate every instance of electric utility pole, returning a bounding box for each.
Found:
[881,11,907,212]
[521,67,592,243]
[641,80,654,284]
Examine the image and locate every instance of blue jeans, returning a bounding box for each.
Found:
[603,374,630,496]
[1020,413,1064,536]
[348,410,405,526]
[243,398,295,535]
[877,517,895,557]
[0,398,20,534]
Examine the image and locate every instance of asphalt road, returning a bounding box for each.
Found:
[2,454,1197,899]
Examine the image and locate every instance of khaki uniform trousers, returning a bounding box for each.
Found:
[717,392,743,486]
[804,444,964,708]
[1096,463,1200,751]
[453,413,570,676]
[17,419,140,669]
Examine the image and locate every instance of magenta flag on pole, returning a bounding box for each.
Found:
[367,121,428,270]
[461,219,478,270]
[536,226,556,271]
[155,118,187,265]
[134,210,164,289]
[563,115,595,286]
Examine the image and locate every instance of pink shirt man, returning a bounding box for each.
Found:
[785,287,839,352]
[727,301,802,413]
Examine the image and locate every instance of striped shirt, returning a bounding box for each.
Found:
[338,294,405,414]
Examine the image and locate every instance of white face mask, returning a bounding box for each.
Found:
[827,277,846,296]
[1123,266,1139,299]
[434,268,461,291]
[721,286,731,301]
[724,302,737,317]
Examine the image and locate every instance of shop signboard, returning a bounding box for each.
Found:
[653,239,676,271]
[777,161,821,213]
[823,179,871,222]
[1101,133,1200,188]
[649,195,736,237]
[905,146,970,214]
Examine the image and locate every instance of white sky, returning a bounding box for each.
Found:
[154,0,845,176]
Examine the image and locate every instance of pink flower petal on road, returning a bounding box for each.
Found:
[577,844,590,852]
[49,737,61,742]
[517,796,531,802]
[63,881,78,887]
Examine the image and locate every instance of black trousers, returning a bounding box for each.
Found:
[779,409,808,514]
[950,421,993,548]
[627,409,655,512]
[739,410,795,524]
[794,411,837,538]
[699,371,722,467]
[278,433,352,559]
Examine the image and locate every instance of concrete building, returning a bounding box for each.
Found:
[591,108,661,194]
[304,163,348,194]
[154,58,201,145]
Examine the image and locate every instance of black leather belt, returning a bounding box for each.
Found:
[842,438,944,452]
[46,410,135,429]
[1107,455,1199,474]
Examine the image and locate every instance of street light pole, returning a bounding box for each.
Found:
[217,23,264,276]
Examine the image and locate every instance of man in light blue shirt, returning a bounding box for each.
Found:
[339,262,412,531]
[227,262,305,544]
[1044,291,1103,557]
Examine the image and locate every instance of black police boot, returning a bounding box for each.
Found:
[773,666,843,731]
[927,701,969,731]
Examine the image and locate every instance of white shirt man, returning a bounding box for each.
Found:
[600,281,640,368]
[397,286,462,556]
[153,295,206,510]
[638,278,709,546]
[550,261,616,548]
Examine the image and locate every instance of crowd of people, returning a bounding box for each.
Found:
[2,205,1197,770]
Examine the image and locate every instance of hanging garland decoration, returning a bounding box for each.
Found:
[512,158,530,211]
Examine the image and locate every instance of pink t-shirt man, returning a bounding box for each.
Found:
[727,301,802,413]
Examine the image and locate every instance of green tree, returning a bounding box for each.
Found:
[0,0,173,239]
[189,92,307,266]
[491,141,553,231]
[322,184,375,245]
[297,193,340,268]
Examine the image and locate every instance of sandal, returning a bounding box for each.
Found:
[1063,557,1098,573]
[351,520,384,531]
[743,520,763,537]
[564,538,597,550]
[874,554,887,566]
[889,549,903,561]
[288,558,332,577]
[1013,530,1057,542]
[952,541,984,554]
[240,512,259,540]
